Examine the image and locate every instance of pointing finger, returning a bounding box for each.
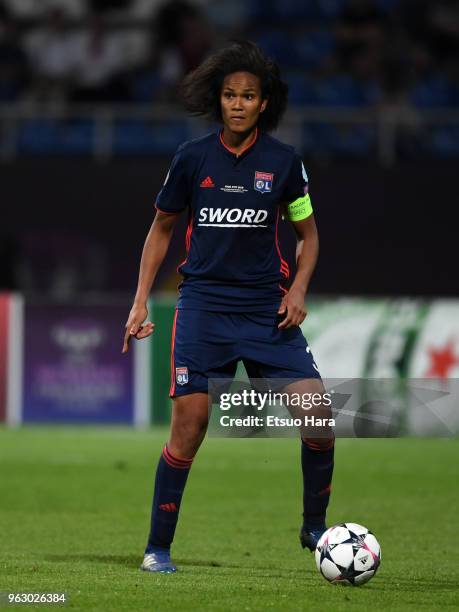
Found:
[122,328,131,353]
[130,323,140,335]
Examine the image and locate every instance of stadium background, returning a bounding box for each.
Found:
[0,1,458,610]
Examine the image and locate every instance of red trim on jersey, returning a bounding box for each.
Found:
[169,309,179,397]
[177,212,193,273]
[275,208,290,279]
[219,127,258,157]
[155,203,180,216]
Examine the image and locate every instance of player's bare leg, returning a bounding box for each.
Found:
[282,378,335,552]
[141,393,209,573]
[168,392,210,457]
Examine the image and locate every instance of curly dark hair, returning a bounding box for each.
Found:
[181,40,288,132]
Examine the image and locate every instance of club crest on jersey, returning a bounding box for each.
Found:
[254,171,273,193]
[176,366,188,385]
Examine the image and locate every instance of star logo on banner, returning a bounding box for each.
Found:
[425,339,459,379]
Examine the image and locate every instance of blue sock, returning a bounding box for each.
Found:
[145,445,194,553]
[301,437,334,529]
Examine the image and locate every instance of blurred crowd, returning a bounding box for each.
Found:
[0,0,212,106]
[0,0,458,109]
[2,0,458,296]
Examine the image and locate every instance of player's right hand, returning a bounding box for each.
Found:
[122,303,155,353]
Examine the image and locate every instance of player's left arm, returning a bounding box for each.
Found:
[278,203,318,329]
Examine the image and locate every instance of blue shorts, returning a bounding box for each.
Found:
[169,309,321,398]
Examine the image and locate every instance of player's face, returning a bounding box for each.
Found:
[220,72,267,134]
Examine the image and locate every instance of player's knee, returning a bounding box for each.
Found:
[302,434,335,451]
[171,416,208,452]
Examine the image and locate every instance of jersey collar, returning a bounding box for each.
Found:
[218,127,259,159]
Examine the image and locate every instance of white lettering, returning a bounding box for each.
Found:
[220,415,264,427]
[197,208,269,227]
[240,209,256,223]
[209,208,228,223]
[254,210,268,223]
[220,392,231,410]
[257,392,267,411]
[231,393,241,406]
[226,208,242,223]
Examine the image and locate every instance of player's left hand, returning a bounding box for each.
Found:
[277,287,307,329]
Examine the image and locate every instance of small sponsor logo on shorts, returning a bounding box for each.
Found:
[176,366,189,385]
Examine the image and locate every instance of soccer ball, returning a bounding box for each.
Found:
[315,523,381,586]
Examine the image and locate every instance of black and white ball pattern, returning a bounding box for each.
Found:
[315,523,381,586]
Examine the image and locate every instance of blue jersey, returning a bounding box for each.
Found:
[155,129,311,312]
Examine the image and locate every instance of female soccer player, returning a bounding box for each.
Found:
[123,41,335,573]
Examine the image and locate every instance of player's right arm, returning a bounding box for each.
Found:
[122,211,179,353]
[123,144,191,352]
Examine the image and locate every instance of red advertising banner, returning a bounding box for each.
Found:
[0,293,9,422]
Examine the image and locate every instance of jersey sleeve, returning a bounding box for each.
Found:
[155,145,191,214]
[282,154,313,222]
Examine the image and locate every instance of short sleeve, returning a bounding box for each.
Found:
[282,154,313,222]
[283,154,309,202]
[155,145,191,214]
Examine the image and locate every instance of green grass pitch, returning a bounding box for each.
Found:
[0,428,458,611]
